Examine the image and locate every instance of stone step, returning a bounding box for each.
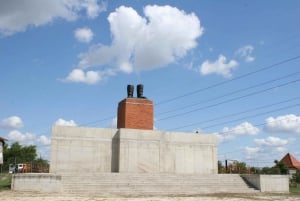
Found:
[60,173,258,195]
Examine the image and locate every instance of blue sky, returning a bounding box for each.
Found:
[0,0,300,167]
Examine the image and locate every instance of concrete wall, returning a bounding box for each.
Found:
[50,126,217,175]
[50,126,118,174]
[11,173,62,192]
[241,174,289,193]
[118,129,218,174]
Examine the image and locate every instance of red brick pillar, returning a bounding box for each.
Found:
[117,98,154,130]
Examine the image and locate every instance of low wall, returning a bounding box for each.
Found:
[11,173,62,192]
[241,174,289,193]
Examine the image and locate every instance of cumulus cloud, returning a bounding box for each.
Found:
[54,118,77,126]
[64,69,100,84]
[82,0,107,19]
[222,122,260,135]
[8,130,34,143]
[38,135,51,145]
[65,5,203,83]
[216,122,260,143]
[200,55,239,78]
[74,27,94,43]
[235,45,255,62]
[245,136,290,160]
[264,114,300,134]
[245,146,260,159]
[0,116,24,129]
[7,130,50,146]
[254,136,288,146]
[0,0,107,35]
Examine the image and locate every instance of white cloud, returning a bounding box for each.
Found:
[8,130,35,143]
[0,0,107,35]
[216,122,260,143]
[74,27,94,43]
[264,114,300,134]
[38,135,51,145]
[235,45,255,62]
[200,55,239,78]
[6,130,51,160]
[54,118,77,126]
[222,122,260,136]
[82,0,107,19]
[254,136,288,146]
[0,116,24,129]
[245,146,260,159]
[245,136,291,161]
[71,5,203,81]
[215,133,235,143]
[64,69,100,84]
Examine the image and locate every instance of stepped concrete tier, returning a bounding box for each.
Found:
[58,173,261,196]
[12,173,260,196]
[50,126,218,175]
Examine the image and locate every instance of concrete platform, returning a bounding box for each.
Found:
[50,126,218,175]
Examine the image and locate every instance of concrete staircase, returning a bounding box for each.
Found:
[61,173,259,196]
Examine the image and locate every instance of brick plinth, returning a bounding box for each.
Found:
[117,98,153,130]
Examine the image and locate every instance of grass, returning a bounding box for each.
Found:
[0,173,11,190]
[290,186,300,195]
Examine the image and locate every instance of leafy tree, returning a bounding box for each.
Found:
[274,160,288,175]
[292,170,300,184]
[2,142,38,172]
[235,161,248,174]
[226,161,248,174]
[218,160,224,173]
[260,166,280,174]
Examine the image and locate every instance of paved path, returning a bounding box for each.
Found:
[1,191,300,201]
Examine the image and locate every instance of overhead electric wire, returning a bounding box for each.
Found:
[215,114,300,136]
[170,96,300,130]
[200,103,300,131]
[157,72,300,116]
[72,55,300,128]
[157,78,300,121]
[155,55,300,106]
[78,115,115,127]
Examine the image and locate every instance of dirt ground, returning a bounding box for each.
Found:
[1,191,300,201]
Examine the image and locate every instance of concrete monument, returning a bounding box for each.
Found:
[11,85,289,195]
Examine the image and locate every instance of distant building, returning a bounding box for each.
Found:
[0,137,7,165]
[279,153,300,177]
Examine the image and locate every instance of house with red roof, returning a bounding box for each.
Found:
[279,153,300,176]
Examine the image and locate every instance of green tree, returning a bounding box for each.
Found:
[260,166,280,174]
[218,160,224,173]
[274,160,288,175]
[2,142,37,172]
[235,162,248,174]
[292,170,300,184]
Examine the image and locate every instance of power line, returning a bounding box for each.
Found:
[78,115,115,127]
[216,114,300,136]
[170,96,300,130]
[157,72,300,116]
[157,78,300,121]
[155,55,300,106]
[66,55,300,130]
[201,103,300,131]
